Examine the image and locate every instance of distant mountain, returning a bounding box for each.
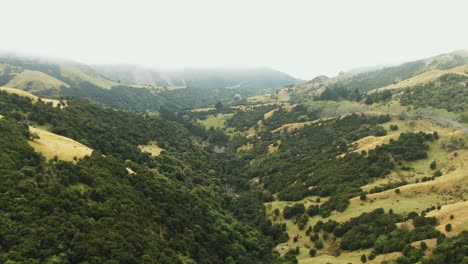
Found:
[0,53,298,111]
[92,64,299,89]
[292,50,468,99]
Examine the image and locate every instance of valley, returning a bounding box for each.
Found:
[0,50,467,264]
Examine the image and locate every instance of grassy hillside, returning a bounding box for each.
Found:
[5,69,69,92]
[0,50,466,264]
[290,50,468,103]
[28,126,93,161]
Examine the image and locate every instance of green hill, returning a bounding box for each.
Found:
[0,50,467,264]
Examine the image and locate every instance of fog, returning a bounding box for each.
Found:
[2,0,467,79]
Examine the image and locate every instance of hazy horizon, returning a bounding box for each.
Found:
[2,0,468,79]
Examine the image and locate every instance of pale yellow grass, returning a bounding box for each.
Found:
[362,119,464,191]
[237,142,254,152]
[426,200,468,237]
[272,121,315,133]
[60,65,121,89]
[198,113,234,129]
[369,65,468,94]
[191,107,215,112]
[352,134,400,153]
[264,108,279,120]
[139,141,164,156]
[411,238,437,257]
[247,94,274,103]
[6,69,69,92]
[160,85,186,91]
[0,86,65,108]
[28,126,93,162]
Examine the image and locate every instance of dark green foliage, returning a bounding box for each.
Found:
[365,90,392,105]
[0,93,293,264]
[430,160,437,170]
[360,192,367,201]
[309,248,317,257]
[251,114,396,209]
[226,105,277,131]
[319,84,364,101]
[296,215,309,230]
[375,132,430,161]
[283,204,305,219]
[215,101,224,110]
[334,209,443,256]
[400,74,468,113]
[361,253,367,263]
[445,224,452,232]
[307,205,320,217]
[413,216,437,227]
[314,240,324,249]
[336,209,399,251]
[423,231,468,264]
[262,104,319,130]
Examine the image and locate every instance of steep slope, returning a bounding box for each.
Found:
[0,91,293,264]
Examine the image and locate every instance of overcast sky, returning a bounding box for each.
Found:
[2,0,467,79]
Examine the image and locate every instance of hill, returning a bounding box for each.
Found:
[0,53,298,111]
[0,50,467,264]
[290,50,468,101]
[92,64,299,90]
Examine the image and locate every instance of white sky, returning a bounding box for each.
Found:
[2,0,468,79]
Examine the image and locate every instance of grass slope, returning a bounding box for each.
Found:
[6,69,69,92]
[0,86,64,107]
[28,126,93,162]
[264,117,467,263]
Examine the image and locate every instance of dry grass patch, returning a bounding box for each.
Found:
[191,107,215,112]
[0,86,66,108]
[139,141,164,156]
[426,201,468,237]
[28,126,92,162]
[198,113,235,129]
[368,65,468,94]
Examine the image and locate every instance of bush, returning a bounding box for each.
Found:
[361,254,367,263]
[283,203,306,219]
[445,223,452,232]
[309,248,317,257]
[360,192,367,201]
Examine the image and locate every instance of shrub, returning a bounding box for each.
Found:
[445,223,452,232]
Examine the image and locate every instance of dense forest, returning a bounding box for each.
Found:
[0,92,294,263]
[1,50,467,264]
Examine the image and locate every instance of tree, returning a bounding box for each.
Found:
[430,160,437,170]
[445,223,452,232]
[314,239,324,249]
[215,101,224,110]
[360,192,367,201]
[309,248,317,257]
[361,254,367,263]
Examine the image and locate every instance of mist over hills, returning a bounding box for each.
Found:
[92,64,299,89]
